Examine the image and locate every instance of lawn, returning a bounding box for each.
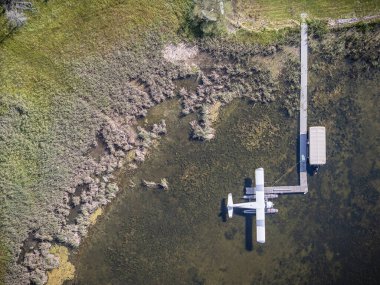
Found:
[229,0,380,31]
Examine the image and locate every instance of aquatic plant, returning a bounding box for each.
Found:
[152,120,167,135]
[142,180,158,189]
[237,115,280,152]
[278,57,300,117]
[46,246,75,285]
[142,178,169,190]
[159,178,169,190]
[190,120,216,141]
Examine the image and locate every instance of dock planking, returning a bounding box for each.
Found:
[249,15,309,196]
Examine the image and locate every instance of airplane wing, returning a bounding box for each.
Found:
[227,193,233,218]
[255,168,265,243]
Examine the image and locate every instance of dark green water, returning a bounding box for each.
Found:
[68,70,380,284]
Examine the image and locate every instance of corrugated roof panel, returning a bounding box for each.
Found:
[309,126,326,165]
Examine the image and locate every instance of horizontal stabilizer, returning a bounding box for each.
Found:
[266,208,278,214]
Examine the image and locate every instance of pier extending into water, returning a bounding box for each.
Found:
[249,15,309,196]
[299,14,308,193]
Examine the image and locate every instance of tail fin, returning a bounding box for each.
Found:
[227,193,233,218]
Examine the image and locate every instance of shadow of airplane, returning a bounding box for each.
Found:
[233,208,254,251]
[219,177,256,251]
[218,198,227,223]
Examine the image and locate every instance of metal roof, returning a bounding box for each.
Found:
[309,126,326,165]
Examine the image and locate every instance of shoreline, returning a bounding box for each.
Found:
[9,37,287,284]
[3,18,380,284]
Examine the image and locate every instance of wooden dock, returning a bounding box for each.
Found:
[299,14,308,192]
[246,185,308,195]
[249,16,309,196]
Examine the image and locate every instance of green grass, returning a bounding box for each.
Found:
[0,238,11,284]
[0,0,192,178]
[236,0,380,21]
[223,0,379,44]
[233,26,299,44]
[1,0,192,103]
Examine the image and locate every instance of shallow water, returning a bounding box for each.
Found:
[68,68,380,284]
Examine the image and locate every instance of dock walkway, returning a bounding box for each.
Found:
[251,15,309,196]
[299,15,308,192]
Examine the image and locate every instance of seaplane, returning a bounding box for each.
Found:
[227,168,278,243]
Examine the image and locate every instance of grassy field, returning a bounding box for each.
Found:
[1,0,191,102]
[229,0,380,31]
[235,0,380,20]
[235,0,380,21]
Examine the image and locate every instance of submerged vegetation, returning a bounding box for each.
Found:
[71,68,380,285]
[237,115,280,152]
[0,0,379,284]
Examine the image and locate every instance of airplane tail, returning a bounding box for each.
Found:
[227,193,233,218]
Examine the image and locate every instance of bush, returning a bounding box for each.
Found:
[307,19,328,39]
[190,0,227,37]
[5,9,26,28]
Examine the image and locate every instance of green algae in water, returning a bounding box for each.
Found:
[69,73,380,284]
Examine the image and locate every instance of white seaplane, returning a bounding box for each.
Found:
[227,168,278,243]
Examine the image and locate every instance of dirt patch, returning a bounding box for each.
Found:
[163,43,199,65]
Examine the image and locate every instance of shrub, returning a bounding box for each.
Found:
[307,19,328,39]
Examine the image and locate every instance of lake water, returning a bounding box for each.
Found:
[67,66,380,284]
